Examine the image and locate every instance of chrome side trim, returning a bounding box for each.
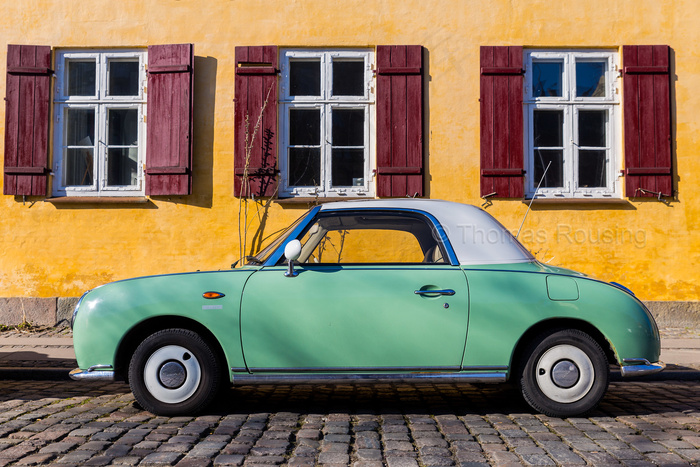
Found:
[235,365,507,373]
[69,368,116,381]
[620,359,665,377]
[245,366,462,373]
[231,372,507,385]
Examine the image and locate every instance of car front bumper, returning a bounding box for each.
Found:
[69,366,116,381]
[620,359,665,377]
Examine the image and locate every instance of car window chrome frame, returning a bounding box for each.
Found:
[265,207,460,267]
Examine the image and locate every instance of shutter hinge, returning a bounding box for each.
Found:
[481,192,497,207]
[636,188,672,200]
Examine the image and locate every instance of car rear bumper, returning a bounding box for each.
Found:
[620,359,665,377]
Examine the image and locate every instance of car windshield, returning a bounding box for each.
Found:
[244,210,310,266]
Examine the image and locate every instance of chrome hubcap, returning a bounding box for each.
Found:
[144,345,201,404]
[551,360,580,388]
[535,344,594,404]
[159,360,187,389]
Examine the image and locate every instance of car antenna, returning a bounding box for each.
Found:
[516,160,551,239]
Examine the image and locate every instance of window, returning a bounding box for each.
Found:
[53,50,146,196]
[524,50,620,199]
[295,212,447,264]
[234,45,423,199]
[480,45,671,200]
[279,49,375,198]
[4,44,193,198]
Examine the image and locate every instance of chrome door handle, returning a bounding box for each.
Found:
[414,289,456,296]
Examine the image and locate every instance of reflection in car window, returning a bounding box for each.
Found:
[296,211,447,264]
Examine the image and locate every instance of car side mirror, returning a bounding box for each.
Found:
[284,240,302,277]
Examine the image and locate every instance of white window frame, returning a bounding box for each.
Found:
[524,49,621,199]
[53,49,147,197]
[279,49,375,198]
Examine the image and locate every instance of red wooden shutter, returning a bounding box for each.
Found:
[146,44,194,196]
[376,45,424,198]
[234,46,278,197]
[480,46,525,198]
[3,45,51,196]
[622,45,672,198]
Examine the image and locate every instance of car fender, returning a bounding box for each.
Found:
[461,267,660,374]
[72,269,256,379]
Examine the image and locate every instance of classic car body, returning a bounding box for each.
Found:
[71,199,663,416]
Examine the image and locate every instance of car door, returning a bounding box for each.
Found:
[239,210,470,372]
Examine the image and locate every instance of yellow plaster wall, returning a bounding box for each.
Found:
[0,0,698,301]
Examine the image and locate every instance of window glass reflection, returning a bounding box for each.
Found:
[290,60,321,96]
[532,61,563,97]
[576,61,606,97]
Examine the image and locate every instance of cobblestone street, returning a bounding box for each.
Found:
[0,380,696,466]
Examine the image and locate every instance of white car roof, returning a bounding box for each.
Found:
[320,199,535,265]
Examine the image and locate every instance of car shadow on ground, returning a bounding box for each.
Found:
[0,380,696,420]
[208,380,700,419]
[0,351,76,368]
[217,382,529,416]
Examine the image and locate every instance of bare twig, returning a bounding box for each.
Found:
[238,84,278,265]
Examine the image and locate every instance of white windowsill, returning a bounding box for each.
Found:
[275,196,378,205]
[45,196,149,204]
[521,197,629,205]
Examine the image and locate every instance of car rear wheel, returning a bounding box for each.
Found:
[128,328,222,415]
[519,329,609,417]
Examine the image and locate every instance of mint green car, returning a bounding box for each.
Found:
[70,200,663,417]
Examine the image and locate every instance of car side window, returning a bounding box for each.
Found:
[296,212,447,265]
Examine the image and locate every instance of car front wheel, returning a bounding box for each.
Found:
[128,328,222,415]
[519,329,609,417]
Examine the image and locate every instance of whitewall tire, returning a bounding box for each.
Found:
[128,328,222,415]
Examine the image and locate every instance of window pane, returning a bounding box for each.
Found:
[65,108,96,187]
[299,213,435,264]
[578,150,607,188]
[576,61,606,97]
[312,229,424,263]
[65,148,94,186]
[289,148,321,186]
[67,60,96,96]
[578,110,606,147]
[534,150,564,188]
[290,60,321,96]
[66,108,95,146]
[332,109,364,146]
[332,149,364,187]
[107,148,139,186]
[108,109,138,146]
[533,110,563,147]
[532,61,562,97]
[332,60,364,96]
[289,108,320,145]
[108,60,140,96]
